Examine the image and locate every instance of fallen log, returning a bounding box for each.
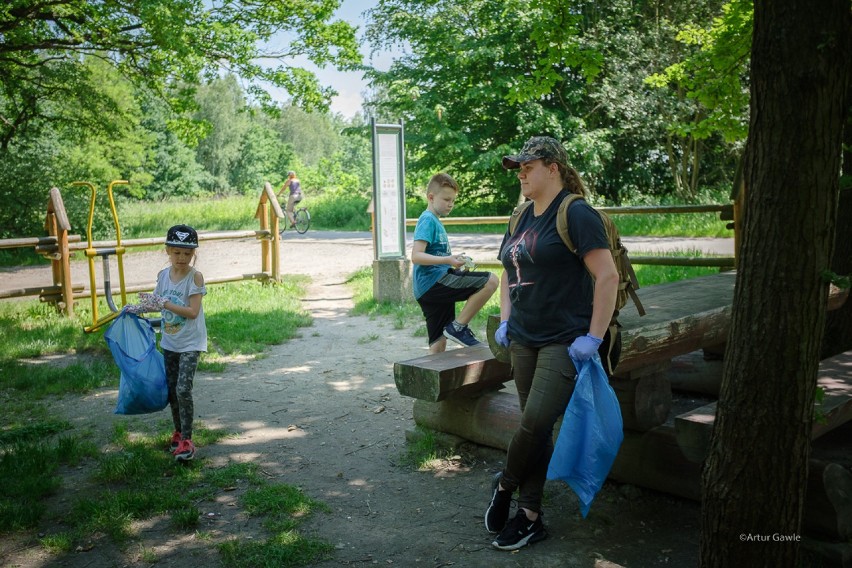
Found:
[413,367,672,436]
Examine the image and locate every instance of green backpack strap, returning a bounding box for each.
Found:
[555,193,586,252]
[508,200,534,236]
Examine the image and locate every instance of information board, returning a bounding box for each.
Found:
[371,119,406,259]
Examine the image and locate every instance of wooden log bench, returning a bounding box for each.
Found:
[395,273,852,543]
[396,271,739,432]
[393,344,510,402]
[674,348,852,463]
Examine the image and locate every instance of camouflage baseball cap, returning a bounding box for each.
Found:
[502,136,568,169]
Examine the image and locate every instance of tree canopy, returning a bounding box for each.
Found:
[364,0,737,206]
[0,0,361,148]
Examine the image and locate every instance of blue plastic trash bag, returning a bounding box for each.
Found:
[546,353,624,518]
[104,311,168,415]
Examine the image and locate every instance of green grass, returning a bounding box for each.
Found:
[0,272,329,566]
[612,211,731,238]
[0,278,312,394]
[203,279,312,360]
[346,266,499,343]
[118,193,373,237]
[217,478,333,568]
[0,433,100,532]
[632,250,724,286]
[397,427,448,470]
[2,421,332,566]
[119,195,262,237]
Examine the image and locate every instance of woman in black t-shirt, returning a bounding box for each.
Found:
[484,136,620,551]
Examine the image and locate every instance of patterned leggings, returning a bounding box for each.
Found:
[163,349,199,440]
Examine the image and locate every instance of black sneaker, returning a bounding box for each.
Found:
[492,510,547,551]
[484,473,512,533]
[443,323,481,347]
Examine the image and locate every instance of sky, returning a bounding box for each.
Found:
[266,0,398,118]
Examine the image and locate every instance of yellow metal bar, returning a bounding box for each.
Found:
[107,180,129,306]
[71,182,101,325]
[84,309,120,333]
[70,180,131,332]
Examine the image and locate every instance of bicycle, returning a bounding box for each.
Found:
[280,205,311,236]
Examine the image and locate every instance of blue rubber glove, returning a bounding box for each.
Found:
[495,320,510,347]
[568,333,603,361]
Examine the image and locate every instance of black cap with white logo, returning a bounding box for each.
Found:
[165,225,198,249]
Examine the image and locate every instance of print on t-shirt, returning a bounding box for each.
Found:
[162,290,187,335]
[504,228,536,303]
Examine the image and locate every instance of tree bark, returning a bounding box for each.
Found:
[699,1,850,566]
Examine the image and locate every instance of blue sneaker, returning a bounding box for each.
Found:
[443,323,481,347]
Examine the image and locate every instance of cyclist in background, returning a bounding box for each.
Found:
[277,170,303,229]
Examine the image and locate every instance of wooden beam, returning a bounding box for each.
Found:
[487,271,737,369]
[413,391,520,451]
[675,350,852,463]
[610,372,672,432]
[609,425,703,500]
[412,370,670,441]
[394,344,511,402]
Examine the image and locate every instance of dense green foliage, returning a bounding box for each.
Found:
[371,0,753,213]
[1,1,758,244]
[0,0,366,239]
[364,0,749,205]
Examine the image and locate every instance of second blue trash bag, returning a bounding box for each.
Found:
[104,311,168,415]
[546,353,624,518]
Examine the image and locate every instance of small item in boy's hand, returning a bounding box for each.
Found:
[459,253,476,271]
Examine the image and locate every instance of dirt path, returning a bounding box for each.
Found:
[1,232,702,567]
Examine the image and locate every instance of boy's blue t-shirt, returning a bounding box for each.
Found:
[412,210,451,299]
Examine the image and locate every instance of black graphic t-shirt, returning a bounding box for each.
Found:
[498,189,608,347]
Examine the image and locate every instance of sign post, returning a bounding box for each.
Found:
[371,118,411,302]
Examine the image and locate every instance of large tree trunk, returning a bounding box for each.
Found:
[699,2,850,566]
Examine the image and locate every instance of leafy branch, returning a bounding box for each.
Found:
[821,270,851,290]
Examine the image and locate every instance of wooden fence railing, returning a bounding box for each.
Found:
[0,182,288,323]
[404,202,737,269]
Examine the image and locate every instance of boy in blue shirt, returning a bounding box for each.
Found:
[412,173,498,353]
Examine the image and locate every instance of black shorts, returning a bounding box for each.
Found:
[417,269,492,345]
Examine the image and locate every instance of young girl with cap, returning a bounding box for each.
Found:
[128,224,207,461]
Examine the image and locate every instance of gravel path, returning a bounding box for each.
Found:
[0,230,708,567]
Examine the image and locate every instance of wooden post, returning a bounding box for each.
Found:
[46,187,74,316]
[266,182,283,282]
[732,169,745,269]
[257,185,271,276]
